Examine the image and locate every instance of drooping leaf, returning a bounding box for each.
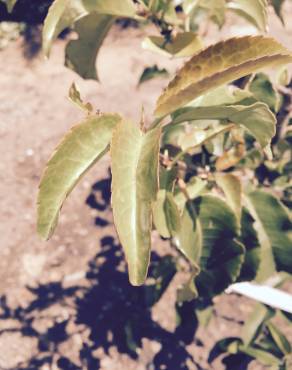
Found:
[111,121,161,286]
[138,65,169,85]
[193,195,245,296]
[246,190,292,281]
[1,0,17,12]
[249,72,280,112]
[271,0,285,24]
[37,113,121,240]
[174,202,202,266]
[42,0,87,57]
[152,190,181,238]
[68,82,93,112]
[155,36,292,117]
[215,173,242,224]
[65,13,114,80]
[82,0,137,17]
[227,0,268,32]
[142,32,203,58]
[171,103,276,148]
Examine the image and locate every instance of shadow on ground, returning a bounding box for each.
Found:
[0,173,251,370]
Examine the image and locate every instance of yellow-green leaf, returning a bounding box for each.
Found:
[42,0,87,57]
[68,82,93,112]
[37,113,121,240]
[65,13,114,80]
[82,0,136,17]
[142,32,203,58]
[170,102,276,148]
[174,202,202,266]
[155,36,292,117]
[152,190,181,238]
[227,0,268,32]
[245,190,292,281]
[2,0,17,12]
[215,173,242,224]
[111,121,161,286]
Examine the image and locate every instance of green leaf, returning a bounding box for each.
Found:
[193,195,245,296]
[138,65,169,85]
[227,0,268,31]
[170,103,276,148]
[111,121,161,286]
[1,0,17,12]
[240,346,282,366]
[68,82,93,112]
[176,123,235,152]
[42,0,87,57]
[174,202,202,266]
[215,173,242,224]
[267,322,291,355]
[246,190,292,281]
[238,208,261,281]
[241,303,275,346]
[271,0,285,24]
[65,13,114,80]
[152,190,181,238]
[142,32,203,58]
[192,85,254,107]
[37,113,121,240]
[174,177,207,211]
[82,0,137,17]
[249,72,280,112]
[155,36,292,117]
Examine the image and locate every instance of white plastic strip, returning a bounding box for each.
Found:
[226,282,292,314]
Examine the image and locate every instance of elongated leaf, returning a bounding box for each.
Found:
[171,103,276,148]
[174,177,207,211]
[246,190,292,281]
[82,0,136,17]
[239,346,282,366]
[227,0,268,31]
[215,173,242,223]
[65,13,114,80]
[42,0,87,57]
[193,195,245,296]
[2,0,17,12]
[142,32,202,58]
[238,208,261,281]
[174,202,202,266]
[111,121,161,286]
[152,190,181,238]
[267,322,291,355]
[37,113,121,240]
[241,303,275,346]
[155,36,292,117]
